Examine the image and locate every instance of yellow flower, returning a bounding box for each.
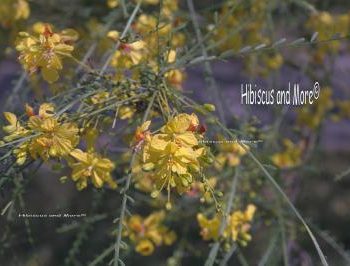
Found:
[0,0,30,28]
[133,120,151,147]
[271,139,302,169]
[31,22,52,34]
[2,112,29,142]
[2,103,79,164]
[107,0,119,8]
[107,30,120,41]
[229,204,256,246]
[2,111,30,165]
[89,91,110,105]
[13,143,29,165]
[69,149,116,190]
[135,239,154,256]
[165,69,185,89]
[28,119,79,161]
[197,213,222,241]
[164,50,185,89]
[161,113,200,143]
[161,0,179,18]
[197,204,256,246]
[119,106,136,120]
[16,25,78,83]
[141,114,207,208]
[124,211,176,256]
[110,37,146,69]
[133,14,158,35]
[146,140,201,187]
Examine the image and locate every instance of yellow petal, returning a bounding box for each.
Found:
[60,29,79,42]
[39,103,55,118]
[92,171,104,188]
[107,30,120,41]
[245,204,256,221]
[176,132,198,147]
[135,239,154,256]
[150,135,168,151]
[140,120,151,132]
[107,0,119,8]
[70,149,89,163]
[42,67,59,83]
[167,50,176,63]
[3,112,17,125]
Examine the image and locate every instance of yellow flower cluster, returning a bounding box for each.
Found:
[271,139,302,169]
[107,0,186,87]
[16,24,78,83]
[306,11,350,63]
[297,87,334,129]
[67,126,117,190]
[2,104,117,191]
[0,0,30,28]
[69,149,116,191]
[138,113,207,209]
[123,211,176,255]
[108,30,146,71]
[89,91,111,106]
[2,103,79,164]
[197,204,256,246]
[133,3,186,86]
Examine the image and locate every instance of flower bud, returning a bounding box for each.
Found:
[203,103,216,112]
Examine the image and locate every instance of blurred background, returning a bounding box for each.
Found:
[1,0,350,265]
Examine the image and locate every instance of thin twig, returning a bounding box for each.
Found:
[257,231,279,266]
[186,0,227,126]
[120,0,129,18]
[164,33,350,75]
[100,1,143,75]
[335,166,350,181]
[311,223,350,264]
[291,0,317,14]
[216,121,329,266]
[113,91,157,266]
[204,168,239,266]
[219,243,237,266]
[89,245,115,266]
[4,72,27,111]
[76,10,121,74]
[277,198,289,266]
